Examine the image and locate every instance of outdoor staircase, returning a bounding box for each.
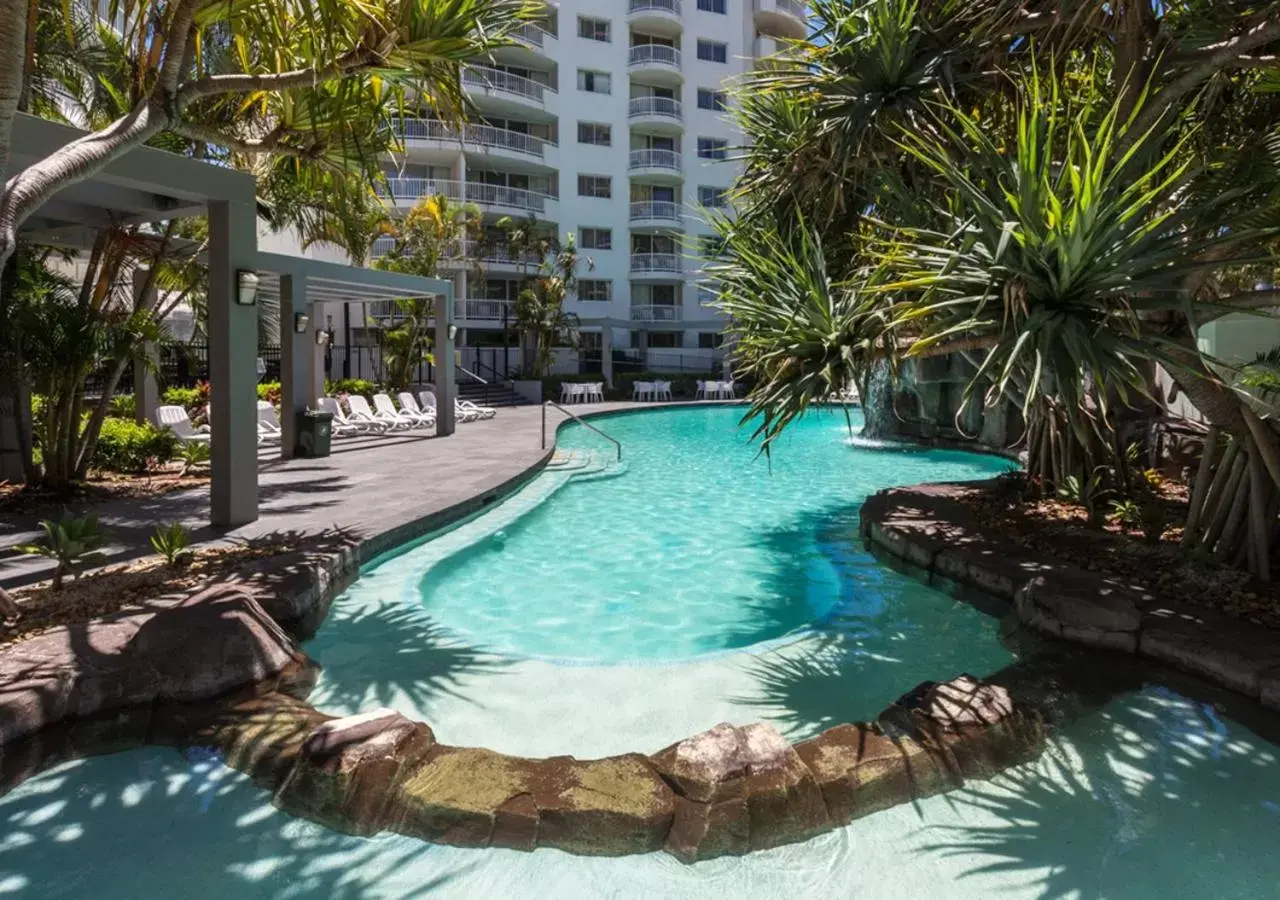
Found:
[457,380,530,408]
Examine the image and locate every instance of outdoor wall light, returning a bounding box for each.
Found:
[235,269,260,306]
[294,313,310,334]
[447,323,458,341]
[315,329,331,347]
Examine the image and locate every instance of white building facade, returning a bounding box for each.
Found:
[327,0,807,376]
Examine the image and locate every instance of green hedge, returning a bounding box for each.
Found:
[161,384,209,415]
[257,381,282,405]
[325,378,378,396]
[92,418,178,473]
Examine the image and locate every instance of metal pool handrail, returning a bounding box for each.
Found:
[542,401,622,461]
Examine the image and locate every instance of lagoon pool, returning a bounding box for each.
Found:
[6,406,1280,898]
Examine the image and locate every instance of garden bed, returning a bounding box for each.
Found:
[0,468,208,516]
[944,478,1280,630]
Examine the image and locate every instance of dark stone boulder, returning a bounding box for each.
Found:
[0,585,307,746]
[1015,573,1144,652]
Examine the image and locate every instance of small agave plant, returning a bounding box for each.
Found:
[178,441,211,477]
[14,512,111,591]
[150,522,193,567]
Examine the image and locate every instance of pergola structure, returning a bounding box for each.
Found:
[10,113,454,528]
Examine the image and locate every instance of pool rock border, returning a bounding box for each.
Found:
[861,481,1280,713]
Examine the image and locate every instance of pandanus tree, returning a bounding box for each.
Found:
[0,0,534,485]
[515,233,590,378]
[713,0,1280,579]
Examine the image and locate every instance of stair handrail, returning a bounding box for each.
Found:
[542,401,622,461]
[456,365,488,385]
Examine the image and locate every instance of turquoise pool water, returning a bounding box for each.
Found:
[8,405,1280,898]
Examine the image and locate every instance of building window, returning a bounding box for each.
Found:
[700,235,727,257]
[578,16,611,42]
[577,122,612,145]
[697,0,727,12]
[579,280,613,301]
[697,40,728,63]
[578,175,612,198]
[648,332,682,349]
[577,69,612,94]
[697,137,728,160]
[698,186,729,208]
[697,88,728,111]
[581,228,613,250]
[698,332,725,349]
[697,283,718,305]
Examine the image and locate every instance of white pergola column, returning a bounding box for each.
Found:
[434,287,457,436]
[601,325,614,388]
[279,273,308,459]
[208,198,260,527]
[131,269,159,426]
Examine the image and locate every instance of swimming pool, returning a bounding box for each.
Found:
[5,406,1280,897]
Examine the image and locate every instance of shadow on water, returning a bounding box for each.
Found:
[304,596,507,716]
[0,747,467,898]
[723,504,1016,739]
[913,681,1280,900]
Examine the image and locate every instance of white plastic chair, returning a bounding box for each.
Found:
[694,380,707,401]
[315,397,364,437]
[588,382,604,403]
[722,380,736,400]
[560,382,576,404]
[632,381,654,402]
[347,394,409,431]
[654,381,672,401]
[155,405,210,444]
[398,392,438,427]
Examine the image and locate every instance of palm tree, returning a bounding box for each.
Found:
[714,0,1280,577]
[515,233,590,378]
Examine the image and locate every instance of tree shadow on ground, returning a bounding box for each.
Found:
[304,596,507,719]
[912,681,1280,900]
[0,746,470,899]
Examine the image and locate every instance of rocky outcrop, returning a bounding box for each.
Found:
[0,584,307,746]
[862,482,1280,712]
[109,673,1040,864]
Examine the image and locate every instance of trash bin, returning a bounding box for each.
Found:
[295,409,333,458]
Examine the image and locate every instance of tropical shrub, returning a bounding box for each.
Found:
[178,441,211,477]
[257,382,282,406]
[14,513,111,591]
[109,394,136,419]
[162,382,209,417]
[91,419,177,474]
[325,378,378,397]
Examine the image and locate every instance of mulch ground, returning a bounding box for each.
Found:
[0,468,209,516]
[0,541,285,647]
[954,478,1280,630]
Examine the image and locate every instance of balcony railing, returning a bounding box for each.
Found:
[630,149,682,171]
[380,178,554,213]
[465,181,554,213]
[397,118,552,159]
[512,23,550,48]
[630,0,682,15]
[373,235,540,268]
[460,299,517,322]
[381,178,465,201]
[631,252,683,274]
[629,200,682,222]
[631,304,683,322]
[628,44,681,69]
[629,96,682,121]
[463,65,552,104]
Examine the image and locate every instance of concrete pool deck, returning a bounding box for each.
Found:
[0,401,677,589]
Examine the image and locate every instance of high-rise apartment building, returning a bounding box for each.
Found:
[351,0,807,368]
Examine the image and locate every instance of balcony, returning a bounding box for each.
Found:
[511,23,553,51]
[631,304,683,322]
[628,45,683,84]
[629,200,683,227]
[754,0,806,40]
[464,181,556,216]
[460,298,517,322]
[628,0,682,36]
[397,119,554,164]
[380,178,465,203]
[628,96,683,133]
[629,149,683,182]
[462,65,554,112]
[631,252,683,275]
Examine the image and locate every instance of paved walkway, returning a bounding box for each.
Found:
[0,402,647,589]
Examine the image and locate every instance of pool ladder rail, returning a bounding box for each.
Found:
[541,401,623,462]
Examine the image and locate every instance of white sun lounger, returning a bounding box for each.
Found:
[256,400,283,444]
[155,405,211,444]
[346,394,410,431]
[458,398,497,420]
[374,392,429,429]
[398,392,438,427]
[418,389,477,423]
[315,397,365,436]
